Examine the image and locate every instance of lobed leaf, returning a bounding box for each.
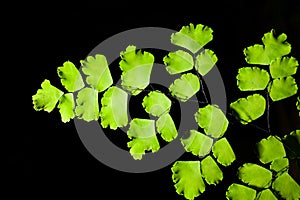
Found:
[237,163,272,188]
[244,30,291,65]
[171,23,213,54]
[194,104,229,138]
[181,130,213,157]
[99,86,128,130]
[200,156,223,185]
[127,137,160,160]
[256,136,286,164]
[236,67,270,91]
[163,50,194,74]
[212,137,236,166]
[169,73,200,102]
[142,90,171,117]
[32,79,64,112]
[272,173,300,200]
[262,30,291,60]
[268,76,298,101]
[243,44,270,65]
[119,45,154,95]
[270,158,289,174]
[226,183,256,200]
[75,87,99,122]
[57,61,84,92]
[256,189,278,200]
[171,161,206,200]
[127,118,159,160]
[195,49,218,76]
[81,54,113,92]
[57,93,75,123]
[156,113,178,142]
[127,118,157,140]
[269,56,298,78]
[230,94,266,125]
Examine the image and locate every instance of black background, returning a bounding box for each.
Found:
[12,0,300,199]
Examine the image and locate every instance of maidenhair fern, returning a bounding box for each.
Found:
[226,133,300,200]
[119,45,154,95]
[169,73,200,102]
[231,29,298,126]
[176,106,235,199]
[142,90,172,117]
[170,23,213,54]
[100,86,128,130]
[32,23,300,200]
[81,54,113,92]
[127,118,160,160]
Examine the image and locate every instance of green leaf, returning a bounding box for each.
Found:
[171,23,213,54]
[283,130,300,159]
[99,86,128,130]
[261,30,291,60]
[127,118,159,160]
[230,94,266,125]
[212,137,236,166]
[169,73,200,102]
[194,104,229,138]
[226,183,257,200]
[57,61,84,92]
[195,49,218,76]
[268,76,298,101]
[236,67,270,91]
[244,45,270,65]
[256,189,278,200]
[75,87,99,122]
[163,50,194,74]
[270,158,289,174]
[272,173,300,200]
[257,136,286,164]
[244,30,291,65]
[142,90,172,117]
[119,45,154,95]
[57,93,75,123]
[156,113,178,142]
[181,130,213,157]
[238,163,272,188]
[127,137,160,160]
[200,156,223,185]
[81,54,113,92]
[269,56,298,78]
[297,97,300,116]
[171,161,206,200]
[32,79,64,112]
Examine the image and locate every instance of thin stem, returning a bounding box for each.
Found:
[181,99,208,105]
[199,74,209,103]
[149,83,155,91]
[192,54,209,103]
[266,90,271,134]
[226,111,270,134]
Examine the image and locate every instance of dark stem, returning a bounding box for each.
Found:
[199,74,209,103]
[149,83,155,91]
[266,90,271,134]
[193,53,209,103]
[226,111,270,134]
